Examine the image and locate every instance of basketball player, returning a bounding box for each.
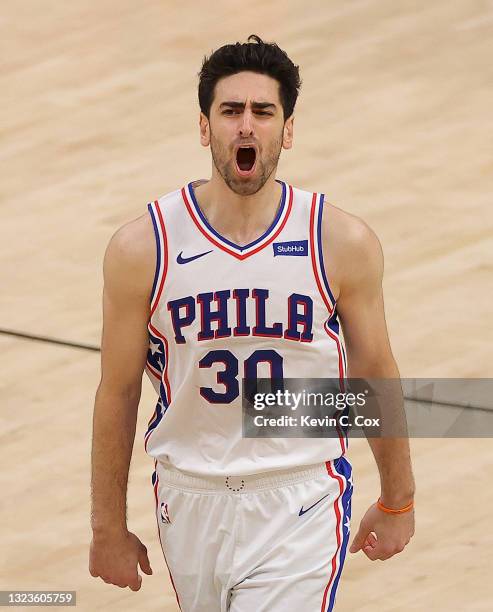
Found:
[89,35,415,611]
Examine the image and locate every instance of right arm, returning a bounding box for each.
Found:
[89,214,155,591]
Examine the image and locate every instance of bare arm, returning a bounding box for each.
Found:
[90,214,155,589]
[322,205,415,560]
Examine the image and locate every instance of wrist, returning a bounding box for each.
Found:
[91,522,129,540]
[379,489,415,509]
[377,496,414,514]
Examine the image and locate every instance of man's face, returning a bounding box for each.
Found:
[199,71,294,196]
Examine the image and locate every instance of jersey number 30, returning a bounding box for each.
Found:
[198,349,283,403]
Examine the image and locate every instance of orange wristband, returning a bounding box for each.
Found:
[377,497,414,514]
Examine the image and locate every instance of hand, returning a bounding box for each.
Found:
[89,529,153,590]
[349,502,414,560]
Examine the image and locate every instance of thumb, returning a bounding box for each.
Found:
[349,526,367,553]
[139,546,153,576]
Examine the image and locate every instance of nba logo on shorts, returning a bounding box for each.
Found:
[160,502,171,524]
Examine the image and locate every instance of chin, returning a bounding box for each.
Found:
[224,168,266,195]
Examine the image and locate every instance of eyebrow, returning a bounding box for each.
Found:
[219,101,277,111]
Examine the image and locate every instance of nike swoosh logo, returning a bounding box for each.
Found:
[298,493,331,517]
[176,250,213,264]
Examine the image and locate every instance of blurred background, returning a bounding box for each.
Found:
[1,1,492,610]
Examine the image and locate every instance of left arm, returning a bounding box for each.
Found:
[322,205,415,560]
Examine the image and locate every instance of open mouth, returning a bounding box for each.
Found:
[235,146,257,174]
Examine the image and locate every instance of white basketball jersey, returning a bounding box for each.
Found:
[144,179,348,476]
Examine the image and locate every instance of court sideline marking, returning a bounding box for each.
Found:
[1,327,491,414]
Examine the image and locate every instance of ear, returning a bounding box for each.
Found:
[282,115,294,150]
[199,112,210,147]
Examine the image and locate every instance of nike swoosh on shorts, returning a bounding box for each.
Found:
[298,493,331,516]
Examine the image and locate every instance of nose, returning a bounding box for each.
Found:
[239,109,254,137]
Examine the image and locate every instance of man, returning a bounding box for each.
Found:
[90,35,415,611]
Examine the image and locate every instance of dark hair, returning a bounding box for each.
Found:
[198,34,302,122]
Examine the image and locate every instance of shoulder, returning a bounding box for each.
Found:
[103,213,156,299]
[321,201,382,257]
[106,212,155,260]
[320,200,384,299]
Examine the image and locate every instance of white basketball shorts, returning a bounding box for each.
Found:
[152,456,353,611]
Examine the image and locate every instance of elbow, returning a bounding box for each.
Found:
[96,377,143,405]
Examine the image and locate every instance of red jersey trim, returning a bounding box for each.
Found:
[181,183,294,260]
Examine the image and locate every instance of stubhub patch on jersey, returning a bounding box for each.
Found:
[273,240,308,257]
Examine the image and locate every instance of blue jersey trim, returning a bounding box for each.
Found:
[145,382,170,440]
[188,179,287,252]
[316,195,337,307]
[340,342,347,374]
[327,457,352,611]
[147,202,161,304]
[327,310,340,335]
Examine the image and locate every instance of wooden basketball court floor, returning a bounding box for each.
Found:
[1,1,492,610]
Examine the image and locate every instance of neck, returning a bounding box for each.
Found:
[193,169,283,247]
